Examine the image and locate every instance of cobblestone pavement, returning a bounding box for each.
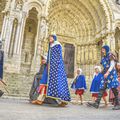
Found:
[0,98,120,120]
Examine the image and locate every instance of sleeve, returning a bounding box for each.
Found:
[73,77,77,83]
[82,75,87,89]
[108,60,115,72]
[109,52,117,62]
[39,65,44,74]
[56,44,62,59]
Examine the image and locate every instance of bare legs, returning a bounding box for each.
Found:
[75,94,83,105]
[103,96,108,107]
[92,96,108,107]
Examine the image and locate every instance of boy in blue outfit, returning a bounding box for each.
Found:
[71,68,87,104]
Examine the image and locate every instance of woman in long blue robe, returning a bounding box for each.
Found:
[46,34,71,106]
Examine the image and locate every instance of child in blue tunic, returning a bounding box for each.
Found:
[71,68,87,105]
[90,66,108,106]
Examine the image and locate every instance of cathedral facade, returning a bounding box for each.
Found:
[0,0,120,98]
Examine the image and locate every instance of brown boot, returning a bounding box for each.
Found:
[31,100,38,104]
[36,100,43,105]
[59,102,68,107]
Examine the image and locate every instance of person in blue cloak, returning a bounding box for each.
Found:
[88,45,120,110]
[46,33,71,106]
[0,41,5,97]
[32,33,71,107]
[71,68,87,105]
[109,63,120,105]
[90,66,108,107]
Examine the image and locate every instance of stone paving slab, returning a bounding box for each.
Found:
[0,98,120,120]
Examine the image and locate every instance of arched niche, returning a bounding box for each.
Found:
[21,7,38,73]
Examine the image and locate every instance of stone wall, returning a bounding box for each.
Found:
[3,72,34,97]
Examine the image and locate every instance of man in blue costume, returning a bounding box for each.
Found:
[46,33,71,106]
[0,41,5,97]
[31,53,49,105]
[29,54,47,101]
[88,45,120,110]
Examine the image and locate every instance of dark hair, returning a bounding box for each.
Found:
[49,35,57,41]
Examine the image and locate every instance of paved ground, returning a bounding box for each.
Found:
[0,98,120,120]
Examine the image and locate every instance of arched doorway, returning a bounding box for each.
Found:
[21,8,38,73]
[47,0,112,78]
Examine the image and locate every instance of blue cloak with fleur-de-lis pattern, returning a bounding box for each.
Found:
[100,53,119,89]
[46,42,71,102]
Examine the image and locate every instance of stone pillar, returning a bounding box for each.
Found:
[30,16,42,73]
[8,19,18,57]
[13,12,27,55]
[109,33,116,52]
[2,16,18,73]
[4,16,14,54]
[8,12,27,72]
[119,49,120,62]
[77,46,81,64]
[3,11,27,73]
[5,0,11,11]
[74,43,77,76]
[89,45,93,64]
[103,33,115,52]
[81,46,84,65]
[31,16,48,73]
[85,45,89,64]
[0,12,9,43]
[11,0,16,10]
[93,44,97,64]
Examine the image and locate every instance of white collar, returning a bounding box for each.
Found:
[95,73,100,76]
[50,41,61,48]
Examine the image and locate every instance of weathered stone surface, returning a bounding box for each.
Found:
[0,98,120,120]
